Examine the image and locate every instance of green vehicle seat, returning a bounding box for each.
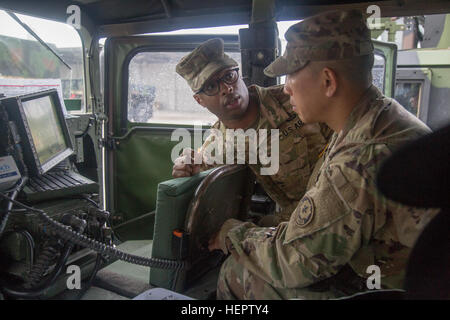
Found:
[150,165,253,292]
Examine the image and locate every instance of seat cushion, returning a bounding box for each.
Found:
[150,170,213,289]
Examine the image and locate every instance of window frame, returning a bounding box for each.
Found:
[0,9,87,114]
[395,68,432,122]
[120,35,240,129]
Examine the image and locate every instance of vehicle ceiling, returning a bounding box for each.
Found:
[0,0,449,37]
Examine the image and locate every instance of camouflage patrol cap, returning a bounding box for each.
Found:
[176,38,239,92]
[264,9,374,77]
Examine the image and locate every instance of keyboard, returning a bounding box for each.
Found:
[23,170,98,203]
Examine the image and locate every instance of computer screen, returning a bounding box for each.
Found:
[21,95,68,167]
[1,89,73,176]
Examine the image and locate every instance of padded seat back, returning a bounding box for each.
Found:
[149,169,213,289]
[150,165,253,291]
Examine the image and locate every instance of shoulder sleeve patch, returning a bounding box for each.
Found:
[295,196,315,227]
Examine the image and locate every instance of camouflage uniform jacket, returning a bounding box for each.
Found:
[217,85,437,293]
[200,84,332,220]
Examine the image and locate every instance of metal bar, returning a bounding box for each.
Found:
[98,11,250,37]
[6,11,72,70]
[251,0,276,26]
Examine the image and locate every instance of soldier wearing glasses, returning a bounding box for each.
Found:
[174,38,332,223]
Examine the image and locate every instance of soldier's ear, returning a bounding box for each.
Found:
[193,94,209,109]
[193,94,203,106]
[322,67,338,98]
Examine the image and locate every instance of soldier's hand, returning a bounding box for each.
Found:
[172,148,202,178]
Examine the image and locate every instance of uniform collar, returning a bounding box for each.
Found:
[333,85,382,147]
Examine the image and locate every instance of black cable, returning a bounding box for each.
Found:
[74,117,94,138]
[64,194,102,212]
[0,178,76,299]
[0,177,28,238]
[24,240,62,289]
[10,230,35,269]
[1,242,74,299]
[0,192,185,270]
[0,209,27,214]
[75,204,105,300]
[2,214,86,299]
[81,195,100,208]
[75,197,108,300]
[75,253,104,300]
[62,194,118,244]
[18,230,35,270]
[1,186,22,194]
[0,230,35,271]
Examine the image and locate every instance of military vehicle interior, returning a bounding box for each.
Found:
[0,0,449,300]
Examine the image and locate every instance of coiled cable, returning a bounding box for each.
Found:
[1,242,74,299]
[75,253,104,300]
[0,192,185,270]
[23,240,61,288]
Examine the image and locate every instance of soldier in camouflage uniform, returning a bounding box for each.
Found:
[208,10,437,299]
[174,38,332,222]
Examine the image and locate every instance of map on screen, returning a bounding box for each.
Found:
[21,95,67,166]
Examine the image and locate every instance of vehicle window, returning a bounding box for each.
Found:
[127,51,241,125]
[372,52,386,92]
[395,81,422,117]
[0,10,85,113]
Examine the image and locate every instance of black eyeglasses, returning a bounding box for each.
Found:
[196,68,240,96]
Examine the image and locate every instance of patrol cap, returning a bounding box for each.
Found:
[176,38,239,92]
[264,9,374,77]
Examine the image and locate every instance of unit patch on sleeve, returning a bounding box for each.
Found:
[295,196,315,227]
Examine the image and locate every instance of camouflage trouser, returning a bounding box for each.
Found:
[216,255,343,300]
